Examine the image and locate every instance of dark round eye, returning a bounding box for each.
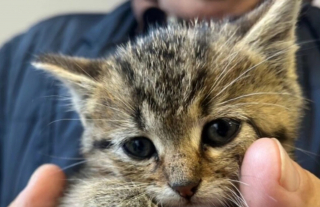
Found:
[123,137,156,160]
[202,118,241,147]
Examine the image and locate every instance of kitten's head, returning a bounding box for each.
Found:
[34,0,303,206]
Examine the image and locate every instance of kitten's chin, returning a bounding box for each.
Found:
[148,186,226,207]
[159,200,225,207]
[169,202,222,207]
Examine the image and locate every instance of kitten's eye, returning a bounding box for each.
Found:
[202,118,241,147]
[123,137,156,160]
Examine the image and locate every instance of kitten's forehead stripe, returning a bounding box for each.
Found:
[133,107,145,130]
[116,29,212,117]
[185,68,208,108]
[116,57,135,84]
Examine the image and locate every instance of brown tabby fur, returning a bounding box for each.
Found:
[33,0,304,206]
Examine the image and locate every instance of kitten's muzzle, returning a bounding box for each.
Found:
[170,180,201,199]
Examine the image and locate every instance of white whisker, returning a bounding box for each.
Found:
[230,102,291,111]
[213,45,296,100]
[218,92,306,106]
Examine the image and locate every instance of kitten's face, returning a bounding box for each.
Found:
[35,0,303,206]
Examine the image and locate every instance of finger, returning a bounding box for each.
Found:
[9,164,66,207]
[240,138,320,207]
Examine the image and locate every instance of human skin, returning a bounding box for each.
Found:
[157,0,259,19]
[9,165,66,207]
[314,0,320,7]
[241,138,320,207]
[132,0,260,25]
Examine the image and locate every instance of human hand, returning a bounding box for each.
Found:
[9,164,66,207]
[240,138,320,207]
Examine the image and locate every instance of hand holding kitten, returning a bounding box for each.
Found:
[10,139,320,207]
[9,164,65,207]
[241,138,320,207]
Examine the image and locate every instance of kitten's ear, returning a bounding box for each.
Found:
[236,0,302,50]
[33,54,102,83]
[33,54,102,111]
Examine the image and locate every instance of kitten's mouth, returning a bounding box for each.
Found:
[156,196,239,207]
[163,199,223,207]
[168,203,227,207]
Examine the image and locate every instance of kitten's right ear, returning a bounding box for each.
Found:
[32,54,103,111]
[33,54,102,84]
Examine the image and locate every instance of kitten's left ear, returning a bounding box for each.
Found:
[237,0,302,51]
[33,54,102,112]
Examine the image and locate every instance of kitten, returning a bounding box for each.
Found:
[33,0,304,206]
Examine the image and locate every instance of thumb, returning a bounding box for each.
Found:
[240,138,320,207]
[9,164,66,207]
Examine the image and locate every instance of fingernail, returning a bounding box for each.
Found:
[272,138,300,192]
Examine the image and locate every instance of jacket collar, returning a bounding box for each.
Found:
[82,1,137,48]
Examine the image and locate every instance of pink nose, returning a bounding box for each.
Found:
[171,181,200,199]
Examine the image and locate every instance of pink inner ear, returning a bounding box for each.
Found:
[240,0,300,48]
[34,53,102,80]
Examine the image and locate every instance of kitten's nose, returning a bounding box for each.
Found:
[170,180,201,199]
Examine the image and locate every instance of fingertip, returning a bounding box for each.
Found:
[27,164,66,189]
[11,164,66,207]
[240,138,282,206]
[241,138,281,181]
[241,138,320,206]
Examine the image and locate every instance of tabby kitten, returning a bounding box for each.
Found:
[33,0,304,206]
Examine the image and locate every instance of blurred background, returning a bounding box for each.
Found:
[0,0,319,47]
[0,0,125,47]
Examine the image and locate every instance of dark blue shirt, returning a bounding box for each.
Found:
[0,2,319,206]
